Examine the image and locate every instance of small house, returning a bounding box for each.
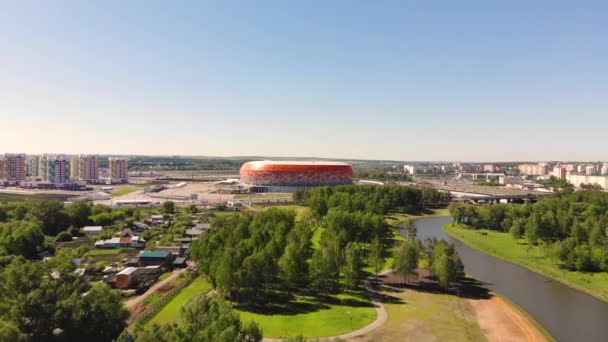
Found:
[82,226,104,236]
[139,251,171,267]
[150,215,165,225]
[115,267,139,289]
[172,257,187,268]
[131,221,149,231]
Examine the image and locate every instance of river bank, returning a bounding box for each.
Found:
[352,270,548,342]
[443,224,608,304]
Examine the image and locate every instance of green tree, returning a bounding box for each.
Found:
[342,242,364,290]
[393,240,419,283]
[368,236,384,278]
[163,201,175,215]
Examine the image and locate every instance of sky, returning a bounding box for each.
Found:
[1,1,607,162]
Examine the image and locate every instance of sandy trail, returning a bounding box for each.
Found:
[467,295,547,342]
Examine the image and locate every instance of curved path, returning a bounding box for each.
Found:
[263,272,389,342]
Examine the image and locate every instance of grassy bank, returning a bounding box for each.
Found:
[237,292,376,339]
[146,277,213,326]
[444,224,608,303]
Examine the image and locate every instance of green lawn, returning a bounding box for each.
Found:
[146,277,213,326]
[236,292,376,339]
[444,224,608,303]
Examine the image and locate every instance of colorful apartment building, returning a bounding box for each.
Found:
[79,155,100,182]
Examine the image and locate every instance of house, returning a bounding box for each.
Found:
[154,246,181,257]
[139,251,172,267]
[82,226,104,236]
[95,235,145,249]
[125,257,140,267]
[172,257,187,268]
[226,200,243,208]
[95,237,121,248]
[115,267,139,289]
[130,221,149,231]
[194,222,211,230]
[149,215,165,225]
[185,229,205,239]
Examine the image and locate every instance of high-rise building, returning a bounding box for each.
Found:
[552,166,567,179]
[70,156,80,180]
[49,155,69,184]
[109,157,128,183]
[585,165,597,176]
[26,155,40,178]
[40,154,69,184]
[79,155,99,182]
[0,158,5,180]
[3,153,27,182]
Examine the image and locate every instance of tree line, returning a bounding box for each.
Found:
[449,190,608,272]
[294,184,451,217]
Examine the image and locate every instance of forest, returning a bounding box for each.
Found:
[449,190,608,272]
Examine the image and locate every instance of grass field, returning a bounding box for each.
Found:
[360,282,485,341]
[146,277,213,326]
[444,224,608,303]
[0,192,71,203]
[110,185,148,198]
[237,292,376,339]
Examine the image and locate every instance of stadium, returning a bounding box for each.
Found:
[240,161,354,191]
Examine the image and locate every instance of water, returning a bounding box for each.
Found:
[404,216,608,342]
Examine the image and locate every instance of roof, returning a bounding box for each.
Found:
[244,160,351,166]
[150,215,164,219]
[186,229,204,236]
[132,221,149,229]
[83,226,104,231]
[194,222,211,229]
[117,267,138,276]
[173,257,187,264]
[139,251,170,259]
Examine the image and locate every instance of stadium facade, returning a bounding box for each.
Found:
[240,161,354,192]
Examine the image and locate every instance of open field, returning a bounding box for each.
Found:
[353,271,549,342]
[145,276,212,326]
[237,292,376,339]
[110,185,149,198]
[0,192,72,202]
[444,225,608,303]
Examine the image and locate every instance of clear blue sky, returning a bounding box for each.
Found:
[1,1,606,161]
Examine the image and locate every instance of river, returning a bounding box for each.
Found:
[403,216,608,342]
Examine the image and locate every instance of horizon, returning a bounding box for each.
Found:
[1,2,607,160]
[1,151,606,164]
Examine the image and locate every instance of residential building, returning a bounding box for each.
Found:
[139,251,172,267]
[77,155,100,182]
[3,153,26,182]
[0,158,5,180]
[26,155,40,178]
[585,165,597,176]
[484,164,497,173]
[82,226,104,236]
[115,267,140,289]
[518,164,548,176]
[109,157,128,183]
[552,166,567,180]
[567,174,608,190]
[403,165,416,175]
[70,156,80,180]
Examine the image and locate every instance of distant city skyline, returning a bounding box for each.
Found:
[1,2,607,161]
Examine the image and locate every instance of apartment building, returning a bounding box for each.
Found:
[518,164,548,176]
[2,154,27,182]
[109,157,128,183]
[79,155,100,182]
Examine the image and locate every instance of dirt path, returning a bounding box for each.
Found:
[467,295,547,342]
[124,268,188,323]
